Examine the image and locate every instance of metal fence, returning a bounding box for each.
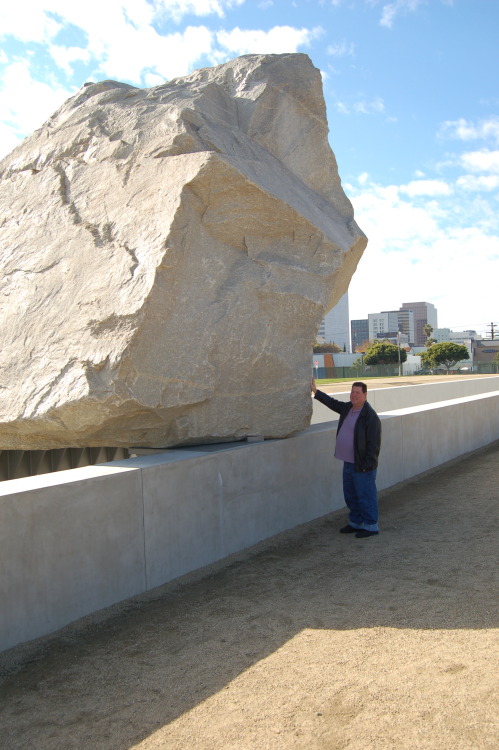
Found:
[314,364,498,379]
[474,363,499,374]
[315,365,402,379]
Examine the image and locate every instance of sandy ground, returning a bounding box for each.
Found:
[0,440,498,750]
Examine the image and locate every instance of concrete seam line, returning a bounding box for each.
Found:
[218,466,224,558]
[139,467,147,592]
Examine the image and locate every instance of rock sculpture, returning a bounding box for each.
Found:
[0,53,367,449]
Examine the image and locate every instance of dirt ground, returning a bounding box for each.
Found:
[0,440,498,750]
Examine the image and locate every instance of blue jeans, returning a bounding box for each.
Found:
[342,462,379,531]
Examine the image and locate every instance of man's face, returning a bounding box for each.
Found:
[350,386,367,409]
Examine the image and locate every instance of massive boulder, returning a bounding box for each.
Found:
[0,53,366,449]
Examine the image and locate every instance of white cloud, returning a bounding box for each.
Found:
[439,117,499,145]
[216,25,324,56]
[0,4,219,153]
[335,101,350,114]
[350,182,440,250]
[0,3,327,153]
[0,60,73,158]
[48,45,91,77]
[456,174,499,192]
[327,40,355,56]
[144,71,169,87]
[439,117,479,141]
[0,2,240,84]
[379,0,426,29]
[400,179,453,197]
[156,0,245,22]
[334,97,385,116]
[0,121,24,160]
[346,176,498,332]
[460,150,499,174]
[0,3,62,44]
[0,0,241,44]
[49,4,215,81]
[354,97,384,114]
[1,3,322,85]
[97,24,214,82]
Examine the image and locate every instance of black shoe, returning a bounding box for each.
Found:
[355,529,379,538]
[340,524,358,534]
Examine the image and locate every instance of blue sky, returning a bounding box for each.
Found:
[1,0,498,336]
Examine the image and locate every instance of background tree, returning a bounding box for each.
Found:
[312,341,342,353]
[423,323,436,348]
[493,352,499,371]
[363,339,407,366]
[355,339,374,353]
[352,357,364,373]
[419,342,469,373]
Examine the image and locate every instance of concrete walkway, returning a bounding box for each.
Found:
[314,372,498,394]
[1,440,498,750]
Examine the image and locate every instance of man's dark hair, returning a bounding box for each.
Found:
[352,381,367,394]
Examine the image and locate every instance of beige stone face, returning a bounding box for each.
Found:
[0,53,367,449]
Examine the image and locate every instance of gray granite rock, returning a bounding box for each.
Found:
[0,53,366,449]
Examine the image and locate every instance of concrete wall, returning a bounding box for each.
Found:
[1,388,498,654]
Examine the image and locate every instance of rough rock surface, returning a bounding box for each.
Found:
[0,53,366,449]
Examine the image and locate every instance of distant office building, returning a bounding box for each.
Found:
[351,319,369,351]
[400,301,438,347]
[434,328,477,345]
[471,339,499,366]
[317,292,350,351]
[368,311,399,341]
[366,309,415,346]
[397,308,415,344]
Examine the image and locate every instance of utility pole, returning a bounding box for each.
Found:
[487,322,497,339]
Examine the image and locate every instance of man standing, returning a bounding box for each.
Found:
[311,378,382,538]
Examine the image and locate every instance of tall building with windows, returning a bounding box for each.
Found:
[365,308,415,345]
[351,319,369,351]
[317,292,350,351]
[434,328,477,344]
[368,311,399,341]
[397,308,415,344]
[400,301,437,347]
